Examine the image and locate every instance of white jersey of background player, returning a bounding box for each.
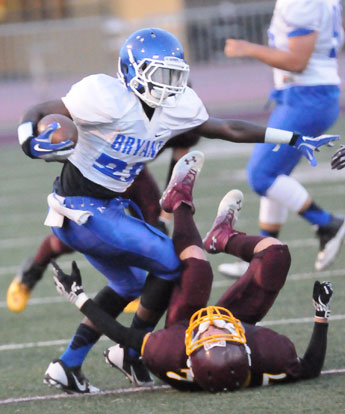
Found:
[220,0,344,278]
[269,0,344,89]
[63,74,208,193]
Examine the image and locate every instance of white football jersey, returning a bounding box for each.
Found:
[268,0,344,89]
[62,74,209,193]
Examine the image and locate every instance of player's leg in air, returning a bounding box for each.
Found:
[157,129,201,233]
[219,89,344,278]
[203,190,291,322]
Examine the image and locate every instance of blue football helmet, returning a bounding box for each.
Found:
[118,28,190,108]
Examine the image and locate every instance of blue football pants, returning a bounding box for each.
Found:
[247,85,340,195]
[52,196,181,299]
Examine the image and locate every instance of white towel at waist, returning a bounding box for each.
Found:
[44,193,93,228]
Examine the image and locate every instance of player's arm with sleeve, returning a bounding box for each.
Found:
[51,260,147,353]
[18,99,75,161]
[299,281,333,379]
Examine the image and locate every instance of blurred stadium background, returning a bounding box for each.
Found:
[1,0,344,140]
[1,1,345,412]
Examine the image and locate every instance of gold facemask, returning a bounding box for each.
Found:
[185,306,247,356]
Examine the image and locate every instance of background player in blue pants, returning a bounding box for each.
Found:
[222,0,345,277]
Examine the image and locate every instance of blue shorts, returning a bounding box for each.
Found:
[52,196,181,298]
[247,85,340,195]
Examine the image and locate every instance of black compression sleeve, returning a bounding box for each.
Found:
[21,138,35,158]
[300,322,328,379]
[80,299,146,353]
[289,132,301,146]
[165,156,178,187]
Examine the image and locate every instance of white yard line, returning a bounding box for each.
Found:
[0,235,320,251]
[1,261,345,308]
[0,370,344,405]
[0,313,344,352]
[0,385,171,405]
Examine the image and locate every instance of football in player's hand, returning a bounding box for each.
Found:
[37,114,78,145]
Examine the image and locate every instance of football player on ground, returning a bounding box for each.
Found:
[221,0,345,278]
[52,151,333,392]
[17,27,337,393]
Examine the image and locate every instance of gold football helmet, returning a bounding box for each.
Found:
[185,306,247,355]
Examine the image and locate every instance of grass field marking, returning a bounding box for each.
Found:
[0,235,323,250]
[0,339,71,351]
[321,368,345,375]
[3,182,345,224]
[1,265,344,309]
[0,384,171,406]
[0,335,111,351]
[213,266,345,288]
[1,369,344,406]
[1,314,344,352]
[259,313,345,327]
[0,234,333,252]
[0,259,90,276]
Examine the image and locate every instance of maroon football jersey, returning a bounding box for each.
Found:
[142,320,302,391]
[142,244,297,390]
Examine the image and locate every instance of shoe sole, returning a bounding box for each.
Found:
[160,150,205,211]
[169,150,205,183]
[44,360,99,394]
[104,348,139,385]
[6,279,31,313]
[203,189,244,253]
[104,349,154,387]
[315,219,345,271]
[217,190,243,226]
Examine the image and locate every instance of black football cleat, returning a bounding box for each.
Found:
[104,344,154,387]
[315,215,345,271]
[44,359,99,394]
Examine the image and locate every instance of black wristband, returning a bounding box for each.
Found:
[289,132,301,146]
[21,136,35,158]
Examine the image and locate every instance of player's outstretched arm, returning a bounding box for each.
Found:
[300,281,333,379]
[18,99,74,162]
[51,260,146,352]
[195,119,339,166]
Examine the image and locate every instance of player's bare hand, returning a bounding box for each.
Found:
[224,39,251,58]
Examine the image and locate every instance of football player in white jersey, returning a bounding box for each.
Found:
[223,0,345,278]
[17,27,337,393]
